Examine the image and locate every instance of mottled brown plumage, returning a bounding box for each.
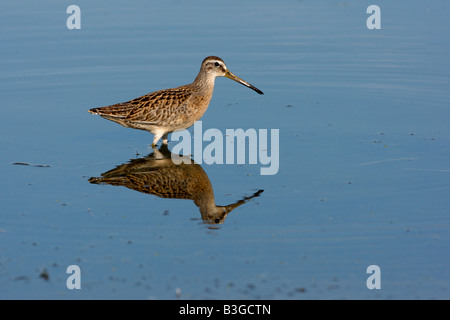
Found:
[89,145,263,224]
[89,56,263,147]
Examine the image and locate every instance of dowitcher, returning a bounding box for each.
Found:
[89,56,263,147]
[89,145,263,224]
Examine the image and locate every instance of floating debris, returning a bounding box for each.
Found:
[14,275,29,282]
[39,269,49,281]
[11,162,51,168]
[175,287,182,298]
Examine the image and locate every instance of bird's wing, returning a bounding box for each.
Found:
[89,86,193,126]
[124,87,193,125]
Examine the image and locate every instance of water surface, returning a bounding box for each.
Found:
[1,0,449,299]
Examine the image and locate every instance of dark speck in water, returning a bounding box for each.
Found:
[11,162,51,168]
[39,269,49,281]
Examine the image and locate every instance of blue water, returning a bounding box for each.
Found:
[1,0,449,299]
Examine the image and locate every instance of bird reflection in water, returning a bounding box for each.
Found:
[89,145,263,225]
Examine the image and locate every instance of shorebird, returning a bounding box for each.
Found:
[89,145,263,224]
[89,56,263,147]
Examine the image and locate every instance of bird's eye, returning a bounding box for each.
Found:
[214,62,220,67]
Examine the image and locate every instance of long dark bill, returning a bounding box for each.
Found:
[225,70,264,95]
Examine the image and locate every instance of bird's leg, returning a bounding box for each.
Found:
[162,133,169,145]
[152,133,164,148]
[152,147,164,159]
